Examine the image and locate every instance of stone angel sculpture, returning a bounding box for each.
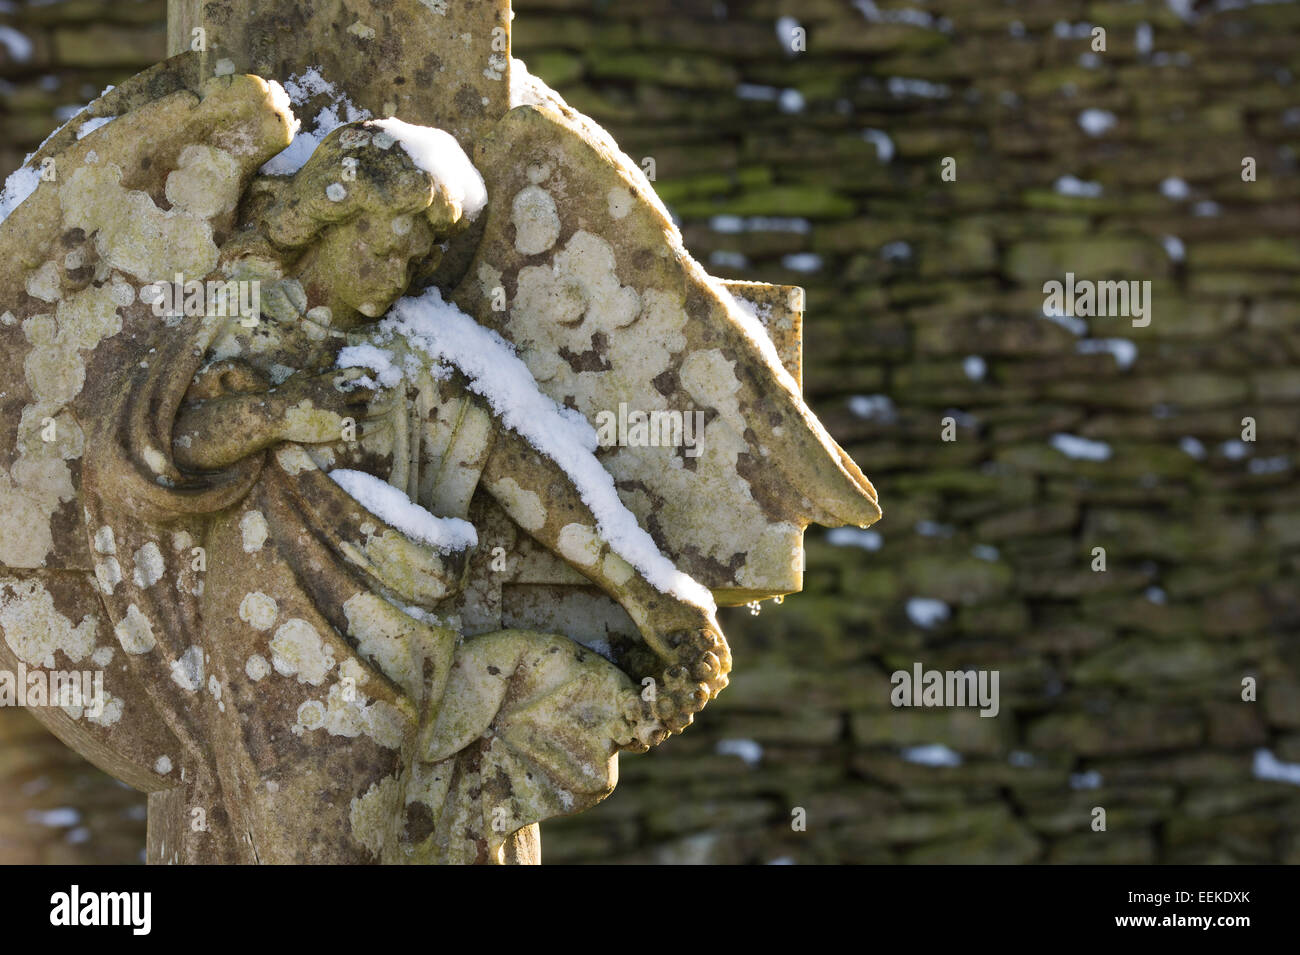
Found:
[0,52,881,864]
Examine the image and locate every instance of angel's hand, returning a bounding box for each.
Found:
[272,367,396,444]
[173,368,396,470]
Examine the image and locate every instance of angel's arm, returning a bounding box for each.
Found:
[480,426,729,714]
[172,363,383,471]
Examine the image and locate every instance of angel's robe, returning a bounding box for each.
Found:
[74,298,634,863]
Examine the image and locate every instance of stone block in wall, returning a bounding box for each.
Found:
[851,709,1011,756]
[20,0,165,26]
[706,711,843,747]
[514,15,636,49]
[811,218,934,255]
[812,22,949,55]
[632,18,776,58]
[899,554,1014,604]
[956,600,1030,636]
[644,798,774,838]
[994,441,1202,482]
[1091,751,1252,786]
[0,23,53,74]
[586,49,738,89]
[900,817,1041,864]
[1263,681,1300,728]
[904,467,1037,500]
[1276,735,1300,762]
[1073,640,1228,686]
[535,817,638,862]
[913,310,1079,357]
[1192,270,1300,297]
[975,502,1079,542]
[670,183,855,219]
[1248,300,1300,330]
[1075,593,1201,636]
[1253,368,1300,402]
[829,802,1016,848]
[51,23,164,68]
[1083,508,1258,563]
[1026,703,1204,756]
[1190,237,1300,271]
[1265,510,1300,549]
[708,661,894,711]
[524,50,584,87]
[1200,588,1274,637]
[1026,792,1174,838]
[1046,830,1157,864]
[1127,298,1246,340]
[1203,704,1269,748]
[1005,236,1168,283]
[1163,559,1277,600]
[1166,812,1281,863]
[876,38,1038,81]
[1018,565,1153,600]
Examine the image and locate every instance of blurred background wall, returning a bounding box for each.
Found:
[1,0,1298,864]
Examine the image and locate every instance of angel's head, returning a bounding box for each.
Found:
[243,119,485,327]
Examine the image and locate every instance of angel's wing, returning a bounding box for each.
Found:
[450,94,880,605]
[0,52,296,788]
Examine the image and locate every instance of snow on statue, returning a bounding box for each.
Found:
[0,48,880,864]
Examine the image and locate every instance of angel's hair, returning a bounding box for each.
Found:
[244,120,470,255]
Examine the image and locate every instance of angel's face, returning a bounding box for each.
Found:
[297,211,437,325]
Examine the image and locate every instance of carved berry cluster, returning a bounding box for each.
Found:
[620,627,732,753]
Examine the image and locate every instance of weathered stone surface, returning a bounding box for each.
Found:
[168,0,513,152]
[0,4,878,865]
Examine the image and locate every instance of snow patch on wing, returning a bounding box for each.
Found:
[366,287,716,613]
[0,164,40,225]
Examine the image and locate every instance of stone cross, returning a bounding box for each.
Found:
[0,0,880,863]
[166,0,514,151]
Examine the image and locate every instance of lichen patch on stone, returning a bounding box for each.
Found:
[113,604,157,655]
[132,541,165,588]
[0,578,97,666]
[269,618,335,686]
[239,592,279,631]
[240,510,270,553]
[510,185,560,255]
